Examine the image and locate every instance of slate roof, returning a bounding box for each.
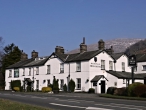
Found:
[91,75,108,82]
[111,52,125,60]
[106,70,146,79]
[136,54,146,62]
[6,59,34,69]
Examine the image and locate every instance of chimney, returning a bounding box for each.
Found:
[80,37,87,53]
[98,39,105,50]
[106,46,114,55]
[55,46,64,54]
[21,50,28,61]
[31,50,38,59]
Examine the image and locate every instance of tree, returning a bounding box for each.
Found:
[1,43,22,78]
[68,79,75,92]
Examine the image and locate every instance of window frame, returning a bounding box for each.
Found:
[122,62,125,71]
[14,69,19,78]
[142,65,146,71]
[101,60,105,70]
[9,70,12,78]
[60,63,64,73]
[109,61,113,70]
[76,78,81,90]
[76,62,81,72]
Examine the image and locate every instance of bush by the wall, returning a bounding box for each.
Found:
[63,84,67,92]
[88,88,95,93]
[107,87,117,95]
[114,87,127,96]
[128,82,143,97]
[27,86,31,92]
[42,87,52,92]
[133,84,146,97]
[11,80,21,91]
[13,87,20,91]
[68,79,75,92]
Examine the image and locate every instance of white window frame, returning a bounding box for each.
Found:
[101,60,105,70]
[60,63,64,73]
[47,65,50,74]
[109,61,113,70]
[76,78,81,90]
[142,65,146,71]
[9,70,12,77]
[122,62,125,71]
[14,69,19,78]
[29,68,31,76]
[76,62,81,72]
[60,79,64,90]
[23,68,25,76]
[36,67,39,75]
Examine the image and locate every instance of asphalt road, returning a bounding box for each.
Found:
[0,91,146,110]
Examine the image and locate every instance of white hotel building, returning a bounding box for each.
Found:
[5,39,146,93]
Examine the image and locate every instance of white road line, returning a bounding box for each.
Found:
[55,99,80,103]
[31,96,47,99]
[86,107,114,110]
[68,99,94,103]
[95,104,142,110]
[50,103,86,109]
[110,103,146,108]
[3,94,10,95]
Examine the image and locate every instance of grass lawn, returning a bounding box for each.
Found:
[99,94,146,101]
[0,98,52,110]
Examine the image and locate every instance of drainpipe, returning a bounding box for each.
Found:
[67,63,70,92]
[114,60,116,71]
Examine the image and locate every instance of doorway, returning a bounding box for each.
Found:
[101,80,105,93]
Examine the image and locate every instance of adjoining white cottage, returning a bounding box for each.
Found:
[5,38,146,93]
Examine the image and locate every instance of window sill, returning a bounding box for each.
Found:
[101,69,105,70]
[76,71,81,72]
[22,75,25,76]
[14,77,19,78]
[75,88,81,90]
[46,73,50,75]
[36,74,39,75]
[8,76,12,78]
[60,72,64,74]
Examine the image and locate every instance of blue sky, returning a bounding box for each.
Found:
[0,0,146,57]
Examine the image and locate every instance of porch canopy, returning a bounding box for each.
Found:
[106,70,146,80]
[91,75,108,82]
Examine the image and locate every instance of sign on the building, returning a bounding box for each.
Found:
[128,55,137,66]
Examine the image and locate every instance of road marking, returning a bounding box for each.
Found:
[50,103,86,108]
[86,107,114,110]
[110,103,146,108]
[3,94,10,95]
[68,99,94,103]
[31,96,47,99]
[95,103,142,110]
[55,99,80,103]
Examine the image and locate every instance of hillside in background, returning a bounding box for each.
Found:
[125,39,146,55]
[68,38,144,54]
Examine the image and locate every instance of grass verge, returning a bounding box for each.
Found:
[99,94,146,101]
[0,98,52,110]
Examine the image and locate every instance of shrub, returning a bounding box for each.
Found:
[133,84,146,97]
[63,84,67,92]
[88,88,95,93]
[11,80,21,91]
[114,87,127,96]
[107,87,117,95]
[20,86,23,92]
[128,82,143,97]
[52,76,59,93]
[27,86,31,92]
[68,79,75,92]
[13,87,20,91]
[42,87,52,92]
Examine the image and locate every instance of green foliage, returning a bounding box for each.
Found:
[52,77,59,91]
[107,87,117,95]
[128,82,143,96]
[42,87,52,92]
[27,86,31,92]
[1,43,22,78]
[133,84,146,97]
[68,79,75,92]
[114,87,127,96]
[11,80,21,91]
[63,84,67,92]
[88,88,95,93]
[13,87,20,91]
